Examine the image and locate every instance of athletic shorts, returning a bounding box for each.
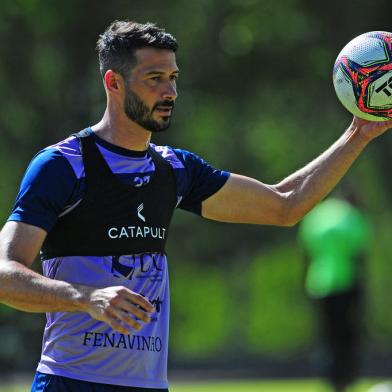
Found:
[31,372,169,392]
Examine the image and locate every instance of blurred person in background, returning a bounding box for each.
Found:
[299,190,371,392]
[0,19,391,392]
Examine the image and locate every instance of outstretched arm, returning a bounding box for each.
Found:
[0,221,154,334]
[202,117,392,226]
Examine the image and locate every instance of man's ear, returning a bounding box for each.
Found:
[104,70,122,93]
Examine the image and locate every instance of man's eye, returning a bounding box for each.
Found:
[151,76,160,81]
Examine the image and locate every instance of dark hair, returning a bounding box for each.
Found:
[97,20,178,80]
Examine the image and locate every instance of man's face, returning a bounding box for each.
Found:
[123,48,179,132]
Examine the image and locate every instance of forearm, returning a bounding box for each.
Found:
[275,121,369,223]
[202,117,391,226]
[0,258,155,334]
[0,260,89,313]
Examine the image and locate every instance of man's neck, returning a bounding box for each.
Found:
[91,110,152,152]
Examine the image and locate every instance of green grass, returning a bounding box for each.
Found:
[0,385,30,392]
[0,378,384,392]
[170,379,378,392]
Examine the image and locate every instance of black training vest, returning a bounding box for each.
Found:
[41,130,177,260]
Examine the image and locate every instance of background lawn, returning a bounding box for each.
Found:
[0,378,388,392]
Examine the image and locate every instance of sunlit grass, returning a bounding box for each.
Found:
[0,378,385,392]
[170,379,378,392]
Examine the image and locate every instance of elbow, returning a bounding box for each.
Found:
[280,214,302,227]
[273,209,301,227]
[272,190,304,227]
[280,200,307,227]
[264,207,300,227]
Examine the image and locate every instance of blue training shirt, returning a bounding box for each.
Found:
[8,130,230,389]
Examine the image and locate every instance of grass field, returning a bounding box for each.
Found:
[170,380,382,392]
[0,379,386,392]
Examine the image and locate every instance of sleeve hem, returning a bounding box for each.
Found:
[178,172,231,215]
[7,215,51,233]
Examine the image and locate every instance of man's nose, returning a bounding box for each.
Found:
[162,81,177,101]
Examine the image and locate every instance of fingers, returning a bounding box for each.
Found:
[112,288,155,320]
[123,290,155,313]
[108,319,130,335]
[111,296,151,323]
[120,300,152,323]
[88,286,157,334]
[105,307,143,334]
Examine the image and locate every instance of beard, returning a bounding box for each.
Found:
[123,88,174,133]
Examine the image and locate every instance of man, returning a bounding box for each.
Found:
[299,195,370,392]
[0,20,390,392]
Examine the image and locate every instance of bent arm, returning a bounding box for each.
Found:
[0,221,154,333]
[202,117,392,226]
[0,221,88,312]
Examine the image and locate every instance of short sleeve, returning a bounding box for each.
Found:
[8,148,79,231]
[172,149,230,215]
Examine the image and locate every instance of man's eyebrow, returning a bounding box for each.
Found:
[144,70,180,76]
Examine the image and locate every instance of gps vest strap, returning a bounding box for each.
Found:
[41,130,177,259]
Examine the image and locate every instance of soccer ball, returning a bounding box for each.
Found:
[333,31,392,121]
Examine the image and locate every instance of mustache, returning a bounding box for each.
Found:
[152,100,175,111]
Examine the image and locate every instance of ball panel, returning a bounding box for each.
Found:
[338,34,389,66]
[368,71,392,109]
[333,66,385,121]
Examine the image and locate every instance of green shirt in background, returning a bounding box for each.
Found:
[299,198,371,298]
